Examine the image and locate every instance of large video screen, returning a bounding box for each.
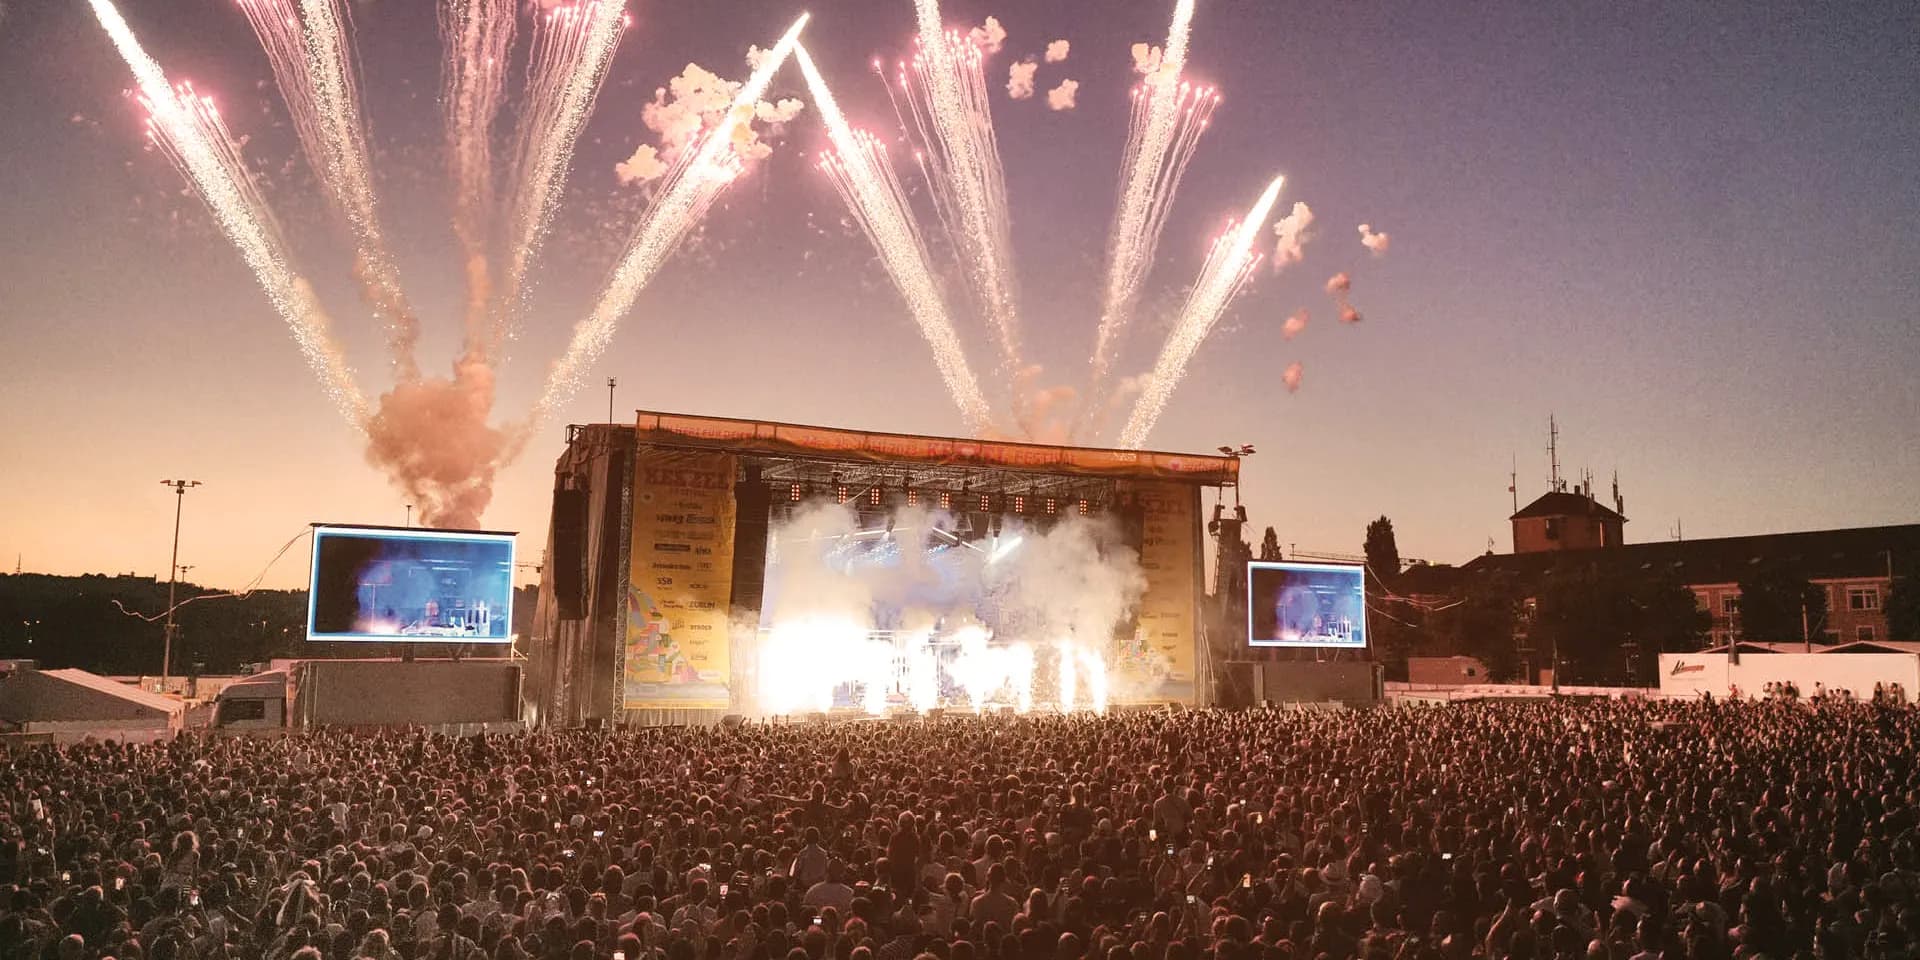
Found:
[1247,561,1366,648]
[307,525,515,643]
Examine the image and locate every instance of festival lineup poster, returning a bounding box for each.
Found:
[624,449,736,710]
[1117,480,1199,701]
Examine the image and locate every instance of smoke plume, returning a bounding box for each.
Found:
[1009,365,1079,442]
[1326,271,1362,324]
[1359,222,1391,255]
[1007,61,1037,100]
[1272,201,1314,265]
[363,356,510,529]
[1047,79,1079,111]
[615,143,666,184]
[1130,42,1163,75]
[1282,308,1308,340]
[969,16,1007,54]
[638,63,803,165]
[1283,361,1303,393]
[751,499,1146,715]
[1045,39,1070,63]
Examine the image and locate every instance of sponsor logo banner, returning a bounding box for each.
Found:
[625,449,736,710]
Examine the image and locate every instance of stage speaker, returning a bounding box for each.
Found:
[551,486,589,620]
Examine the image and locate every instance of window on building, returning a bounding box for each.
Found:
[1849,587,1881,611]
[1722,595,1741,617]
[1465,667,1478,677]
[1545,518,1562,541]
[1858,625,1877,642]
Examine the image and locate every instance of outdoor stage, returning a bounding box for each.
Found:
[524,411,1238,727]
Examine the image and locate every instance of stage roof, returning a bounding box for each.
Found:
[627,410,1240,486]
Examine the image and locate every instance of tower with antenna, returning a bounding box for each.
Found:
[1509,417,1627,553]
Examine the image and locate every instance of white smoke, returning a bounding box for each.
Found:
[1009,365,1079,442]
[754,97,805,124]
[969,16,1007,54]
[1272,201,1314,265]
[1045,39,1070,63]
[1007,61,1038,100]
[1130,42,1162,75]
[1282,309,1308,340]
[750,500,1144,715]
[1052,79,1082,111]
[1283,361,1303,393]
[615,143,666,184]
[745,44,769,71]
[1047,79,1079,111]
[1359,222,1391,255]
[1326,272,1362,323]
[637,63,801,166]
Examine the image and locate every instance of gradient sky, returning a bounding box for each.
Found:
[2,0,1916,591]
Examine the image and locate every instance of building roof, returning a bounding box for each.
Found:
[1511,490,1626,523]
[44,669,183,714]
[1458,523,1920,585]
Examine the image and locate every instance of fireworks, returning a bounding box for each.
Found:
[799,44,994,433]
[1118,174,1287,449]
[235,0,416,376]
[528,12,812,427]
[884,4,1022,374]
[93,0,365,424]
[436,0,515,344]
[503,1,629,337]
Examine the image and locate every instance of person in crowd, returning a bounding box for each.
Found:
[5,697,1920,959]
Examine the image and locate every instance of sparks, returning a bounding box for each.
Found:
[94,0,366,425]
[1118,174,1286,449]
[800,44,994,433]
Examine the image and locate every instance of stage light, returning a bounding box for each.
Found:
[1045,498,1057,515]
[790,483,803,502]
[868,487,882,506]
[1013,495,1026,514]
[907,489,920,507]
[836,485,850,504]
[1078,500,1090,516]
[978,494,991,512]
[939,491,952,509]
[988,535,1024,565]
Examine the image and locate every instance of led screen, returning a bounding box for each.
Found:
[307,525,515,643]
[1247,561,1366,648]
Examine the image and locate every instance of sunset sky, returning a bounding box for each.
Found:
[2,0,1916,591]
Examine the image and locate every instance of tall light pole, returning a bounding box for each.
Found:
[607,377,618,424]
[406,504,413,528]
[160,479,201,689]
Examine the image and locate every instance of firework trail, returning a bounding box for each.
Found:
[436,0,514,347]
[528,13,811,426]
[91,0,366,424]
[887,0,1021,373]
[501,0,627,348]
[235,0,417,377]
[1118,174,1285,449]
[1085,0,1212,403]
[801,45,994,433]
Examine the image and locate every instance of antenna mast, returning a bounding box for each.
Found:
[1547,415,1564,493]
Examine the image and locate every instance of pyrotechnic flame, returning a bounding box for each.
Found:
[436,0,515,351]
[892,0,1022,374]
[1086,0,1209,406]
[236,0,417,377]
[1119,174,1286,449]
[91,0,366,425]
[799,44,994,433]
[501,0,628,349]
[528,13,811,427]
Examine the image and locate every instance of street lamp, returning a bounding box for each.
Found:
[160,479,201,689]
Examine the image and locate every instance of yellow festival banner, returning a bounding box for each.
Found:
[1115,480,1199,701]
[624,449,736,710]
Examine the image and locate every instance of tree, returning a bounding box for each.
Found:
[1531,566,1709,685]
[1364,517,1400,578]
[1259,527,1283,562]
[1737,561,1827,643]
[1432,570,1522,681]
[1889,563,1920,641]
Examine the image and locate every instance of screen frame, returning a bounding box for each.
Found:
[305,524,517,644]
[1244,560,1367,649]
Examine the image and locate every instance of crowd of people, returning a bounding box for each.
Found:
[5,696,1919,960]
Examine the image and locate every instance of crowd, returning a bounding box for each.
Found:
[5,696,1920,960]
